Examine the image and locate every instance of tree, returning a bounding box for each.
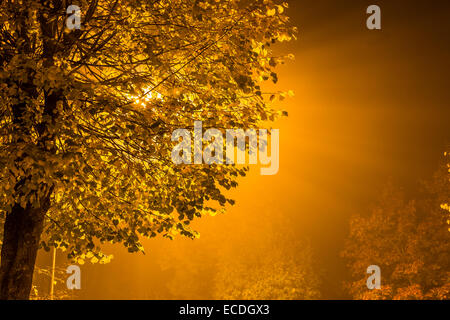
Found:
[0,0,296,299]
[213,236,320,300]
[342,174,450,300]
[153,211,321,300]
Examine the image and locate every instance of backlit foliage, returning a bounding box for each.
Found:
[0,0,296,262]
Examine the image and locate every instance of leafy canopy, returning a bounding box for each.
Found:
[0,0,296,263]
[342,176,450,300]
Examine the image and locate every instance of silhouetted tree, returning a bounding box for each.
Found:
[342,172,450,300]
[213,237,320,300]
[154,214,321,300]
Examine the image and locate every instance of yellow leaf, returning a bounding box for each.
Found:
[267,8,276,16]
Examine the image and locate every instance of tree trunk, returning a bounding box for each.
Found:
[0,194,51,300]
[0,1,63,300]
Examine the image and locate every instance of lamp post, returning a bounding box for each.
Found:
[50,248,56,300]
